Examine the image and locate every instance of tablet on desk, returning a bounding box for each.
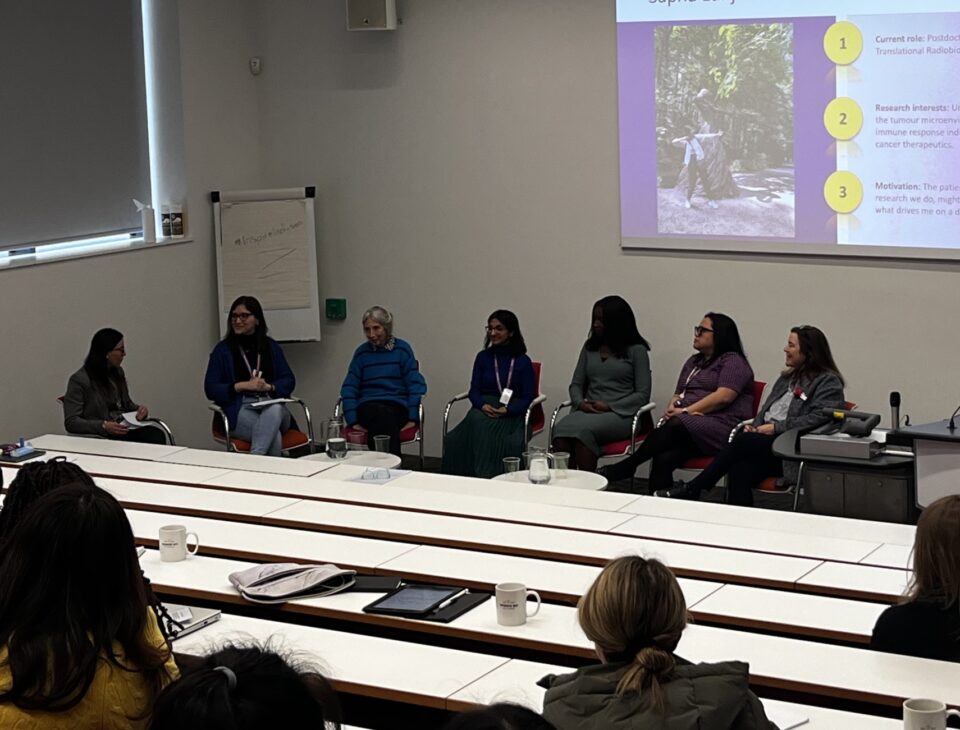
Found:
[362,584,465,617]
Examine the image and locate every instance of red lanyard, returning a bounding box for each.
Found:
[494,356,515,394]
[239,349,261,378]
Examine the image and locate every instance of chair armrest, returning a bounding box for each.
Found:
[143,417,176,446]
[524,394,548,438]
[208,403,233,452]
[727,419,753,444]
[442,391,470,440]
[289,398,316,452]
[548,400,574,445]
[333,397,343,419]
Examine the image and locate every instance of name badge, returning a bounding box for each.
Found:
[499,388,513,406]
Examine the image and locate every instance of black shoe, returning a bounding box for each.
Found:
[599,461,633,482]
[654,481,698,500]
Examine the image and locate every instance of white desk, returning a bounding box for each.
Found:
[37,450,235,486]
[157,447,335,477]
[175,613,510,708]
[619,493,917,546]
[301,450,402,469]
[798,561,910,602]
[613,512,883,563]
[28,433,187,460]
[492,469,607,491]
[448,660,901,727]
[860,543,913,570]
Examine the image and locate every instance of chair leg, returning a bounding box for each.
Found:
[792,461,805,512]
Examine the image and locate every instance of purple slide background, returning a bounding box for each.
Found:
[618,17,837,244]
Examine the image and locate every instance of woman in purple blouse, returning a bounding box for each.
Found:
[601,312,754,492]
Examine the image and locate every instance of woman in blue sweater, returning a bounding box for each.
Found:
[442,310,535,478]
[340,306,427,456]
[204,296,296,456]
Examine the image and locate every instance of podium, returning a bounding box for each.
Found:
[891,421,960,508]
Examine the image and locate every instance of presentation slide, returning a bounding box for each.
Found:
[617,0,960,258]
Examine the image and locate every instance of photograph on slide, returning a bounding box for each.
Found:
[654,23,795,238]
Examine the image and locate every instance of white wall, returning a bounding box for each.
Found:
[254,0,960,453]
[3,0,958,453]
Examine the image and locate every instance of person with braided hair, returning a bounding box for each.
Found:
[540,556,775,730]
[0,457,96,537]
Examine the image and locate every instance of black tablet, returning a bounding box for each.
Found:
[362,584,464,617]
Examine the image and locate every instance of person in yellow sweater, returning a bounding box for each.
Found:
[0,483,179,729]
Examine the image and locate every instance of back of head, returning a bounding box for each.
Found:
[909,495,960,607]
[149,643,341,730]
[0,457,97,538]
[83,327,124,383]
[0,483,166,711]
[704,312,746,361]
[577,556,687,711]
[442,703,555,730]
[790,325,844,386]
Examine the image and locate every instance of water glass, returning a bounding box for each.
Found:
[552,451,569,479]
[373,435,391,452]
[502,456,521,474]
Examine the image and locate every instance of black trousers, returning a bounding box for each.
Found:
[357,400,408,456]
[109,424,167,445]
[686,431,782,506]
[607,417,702,492]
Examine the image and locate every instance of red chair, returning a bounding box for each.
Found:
[209,399,315,454]
[442,361,547,456]
[548,399,658,488]
[334,399,425,469]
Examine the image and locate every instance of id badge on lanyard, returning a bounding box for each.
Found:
[495,356,515,406]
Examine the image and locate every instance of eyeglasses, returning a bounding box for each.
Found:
[231,312,254,321]
[694,326,714,336]
[486,325,507,333]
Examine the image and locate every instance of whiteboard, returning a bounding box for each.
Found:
[213,187,320,342]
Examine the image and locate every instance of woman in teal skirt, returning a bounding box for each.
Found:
[442,310,535,478]
[551,295,652,472]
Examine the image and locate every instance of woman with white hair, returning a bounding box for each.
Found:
[340,306,427,456]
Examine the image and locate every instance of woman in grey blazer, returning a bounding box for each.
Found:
[657,325,844,505]
[62,328,165,444]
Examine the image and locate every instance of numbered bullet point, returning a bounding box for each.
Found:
[824,171,863,214]
[823,21,863,65]
[824,98,863,140]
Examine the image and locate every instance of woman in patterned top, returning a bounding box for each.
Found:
[601,312,754,492]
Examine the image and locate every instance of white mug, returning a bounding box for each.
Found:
[496,582,541,626]
[159,524,200,562]
[903,698,960,730]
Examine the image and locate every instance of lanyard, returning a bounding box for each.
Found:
[494,356,515,394]
[677,366,701,401]
[239,349,261,378]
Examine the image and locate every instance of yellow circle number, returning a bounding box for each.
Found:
[823,21,863,65]
[824,171,863,214]
[824,98,863,141]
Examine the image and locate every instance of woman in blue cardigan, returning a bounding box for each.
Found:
[442,310,535,478]
[204,296,296,455]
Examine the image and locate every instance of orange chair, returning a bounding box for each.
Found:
[442,361,547,456]
[209,399,315,454]
[333,399,425,469]
[548,399,658,489]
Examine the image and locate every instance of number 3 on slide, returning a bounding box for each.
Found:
[823,21,863,65]
[824,171,863,215]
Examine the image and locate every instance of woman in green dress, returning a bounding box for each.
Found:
[442,310,535,478]
[551,296,652,472]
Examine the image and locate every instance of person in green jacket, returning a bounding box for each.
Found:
[540,556,776,730]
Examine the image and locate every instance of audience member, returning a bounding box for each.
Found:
[148,643,340,730]
[540,555,775,729]
[657,325,844,504]
[340,305,427,456]
[442,702,555,730]
[204,295,297,455]
[0,484,178,728]
[63,327,166,443]
[871,495,960,661]
[0,457,96,537]
[601,312,753,491]
[442,310,536,477]
[551,295,651,472]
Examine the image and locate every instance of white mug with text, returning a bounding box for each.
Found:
[159,524,200,562]
[496,582,541,626]
[903,698,960,730]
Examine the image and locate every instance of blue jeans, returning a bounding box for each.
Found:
[234,399,292,456]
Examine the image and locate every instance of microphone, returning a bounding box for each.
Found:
[890,392,900,431]
[949,402,960,431]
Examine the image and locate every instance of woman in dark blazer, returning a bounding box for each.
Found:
[657,325,844,505]
[204,296,296,456]
[63,328,166,444]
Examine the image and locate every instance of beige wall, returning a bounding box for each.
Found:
[2,0,957,452]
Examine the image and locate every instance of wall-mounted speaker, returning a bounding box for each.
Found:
[346,0,397,31]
